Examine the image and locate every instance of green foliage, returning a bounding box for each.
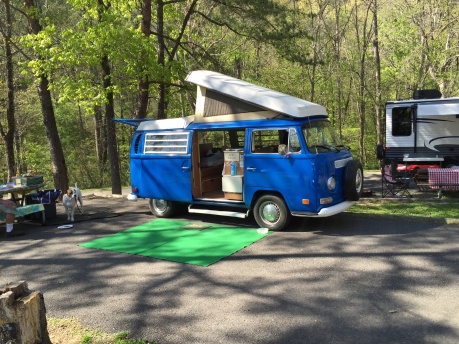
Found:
[3,0,459,189]
[114,331,155,344]
[21,25,59,77]
[80,333,94,343]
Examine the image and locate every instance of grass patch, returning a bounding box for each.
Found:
[348,199,459,219]
[47,318,155,344]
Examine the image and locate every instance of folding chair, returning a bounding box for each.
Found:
[381,159,412,198]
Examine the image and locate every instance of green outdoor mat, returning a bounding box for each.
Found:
[79,218,271,266]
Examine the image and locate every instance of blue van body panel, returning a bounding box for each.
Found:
[312,151,353,210]
[244,149,353,213]
[244,152,315,211]
[125,116,357,217]
[130,130,193,202]
[131,155,192,202]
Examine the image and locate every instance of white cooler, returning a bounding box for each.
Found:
[222,175,243,200]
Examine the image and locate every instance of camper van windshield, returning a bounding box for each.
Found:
[303,121,344,153]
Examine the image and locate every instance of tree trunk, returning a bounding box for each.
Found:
[94,104,107,186]
[1,0,16,179]
[135,0,151,119]
[101,55,122,194]
[358,61,366,165]
[96,0,121,194]
[333,1,343,140]
[38,77,70,192]
[354,0,372,166]
[157,0,166,119]
[93,105,107,165]
[372,0,383,145]
[24,0,69,193]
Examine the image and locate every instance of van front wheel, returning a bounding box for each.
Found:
[343,160,363,201]
[149,199,177,218]
[253,195,291,231]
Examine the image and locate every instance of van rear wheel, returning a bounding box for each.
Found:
[253,195,291,231]
[149,199,177,218]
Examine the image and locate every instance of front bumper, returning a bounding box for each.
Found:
[291,201,356,218]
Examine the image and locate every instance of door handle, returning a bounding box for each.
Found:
[182,166,190,171]
[246,167,256,171]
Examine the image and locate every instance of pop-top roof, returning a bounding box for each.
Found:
[115,71,328,131]
[185,70,327,118]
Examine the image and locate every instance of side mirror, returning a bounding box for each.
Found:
[278,144,288,156]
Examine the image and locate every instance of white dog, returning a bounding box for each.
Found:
[62,183,83,222]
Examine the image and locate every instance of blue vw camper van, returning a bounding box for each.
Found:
[118,71,363,231]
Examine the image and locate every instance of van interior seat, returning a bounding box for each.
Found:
[199,143,213,157]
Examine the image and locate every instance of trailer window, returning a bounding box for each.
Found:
[392,107,412,136]
[144,132,189,154]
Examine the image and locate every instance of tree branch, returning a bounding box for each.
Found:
[193,10,250,38]
[170,0,198,60]
[163,0,185,5]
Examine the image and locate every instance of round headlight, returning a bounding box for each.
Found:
[327,176,336,191]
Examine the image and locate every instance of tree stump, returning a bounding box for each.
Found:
[0,281,50,344]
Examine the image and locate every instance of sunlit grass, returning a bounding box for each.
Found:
[47,318,155,344]
[348,199,459,219]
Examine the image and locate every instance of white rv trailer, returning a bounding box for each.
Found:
[383,93,459,167]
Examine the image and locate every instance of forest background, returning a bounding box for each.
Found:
[1,0,458,193]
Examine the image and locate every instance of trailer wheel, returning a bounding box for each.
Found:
[253,194,291,231]
[343,160,363,201]
[149,199,177,218]
[376,144,385,160]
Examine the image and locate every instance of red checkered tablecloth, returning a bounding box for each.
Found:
[428,168,459,190]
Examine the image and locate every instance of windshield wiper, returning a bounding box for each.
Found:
[314,145,338,152]
[335,144,349,151]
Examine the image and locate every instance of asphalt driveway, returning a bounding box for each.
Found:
[1,194,459,344]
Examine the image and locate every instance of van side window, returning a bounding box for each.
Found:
[289,129,301,152]
[198,130,245,150]
[252,129,300,153]
[144,132,189,154]
[392,107,412,136]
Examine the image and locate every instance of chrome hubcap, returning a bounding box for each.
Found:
[261,202,280,223]
[355,170,363,193]
[154,199,168,212]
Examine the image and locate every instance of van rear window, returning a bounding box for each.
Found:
[144,133,189,154]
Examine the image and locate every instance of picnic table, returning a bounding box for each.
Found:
[0,183,45,205]
[0,183,47,224]
[428,168,459,198]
